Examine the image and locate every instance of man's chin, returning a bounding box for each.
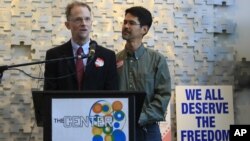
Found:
[78,34,89,40]
[122,35,130,40]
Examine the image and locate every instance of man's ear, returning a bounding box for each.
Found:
[65,21,70,29]
[141,25,149,36]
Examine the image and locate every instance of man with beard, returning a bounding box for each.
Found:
[116,6,171,141]
[44,1,118,90]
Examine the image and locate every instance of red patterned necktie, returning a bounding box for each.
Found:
[76,47,84,90]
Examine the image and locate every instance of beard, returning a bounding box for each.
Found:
[122,30,131,40]
[122,34,130,40]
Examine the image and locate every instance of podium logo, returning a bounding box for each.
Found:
[90,100,127,141]
[53,100,127,141]
[230,125,250,141]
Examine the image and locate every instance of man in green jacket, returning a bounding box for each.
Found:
[116,6,171,141]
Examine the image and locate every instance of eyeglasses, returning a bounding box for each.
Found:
[69,17,91,25]
[123,20,141,26]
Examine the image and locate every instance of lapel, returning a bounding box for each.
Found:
[60,40,77,81]
[85,45,100,75]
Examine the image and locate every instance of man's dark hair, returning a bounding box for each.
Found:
[125,6,153,29]
[65,1,91,21]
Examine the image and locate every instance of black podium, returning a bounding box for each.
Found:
[32,91,146,141]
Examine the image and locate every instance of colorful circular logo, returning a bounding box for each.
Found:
[89,100,127,141]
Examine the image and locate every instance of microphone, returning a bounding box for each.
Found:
[75,40,97,60]
[76,54,88,59]
[0,41,97,83]
[89,40,97,59]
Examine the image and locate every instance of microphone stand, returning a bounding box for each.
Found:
[0,55,87,84]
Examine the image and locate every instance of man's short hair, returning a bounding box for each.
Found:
[125,6,153,29]
[65,1,91,21]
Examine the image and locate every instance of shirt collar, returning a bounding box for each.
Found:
[71,39,91,55]
[126,44,145,60]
